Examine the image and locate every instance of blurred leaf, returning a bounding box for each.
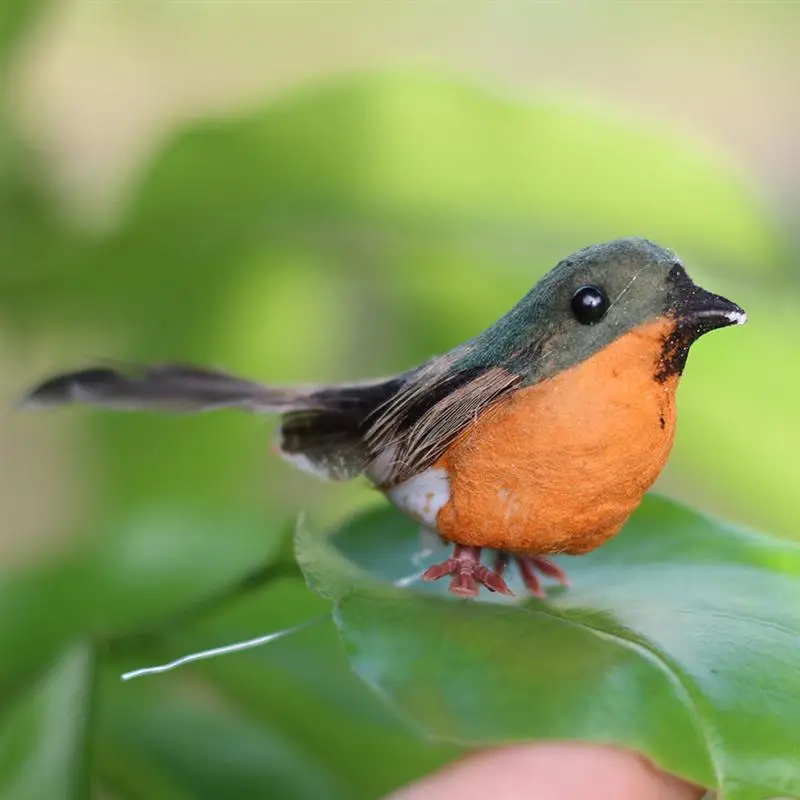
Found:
[0,2,71,307]
[0,0,49,77]
[186,577,459,797]
[0,125,81,311]
[669,288,800,539]
[85,505,291,634]
[18,72,784,338]
[100,676,351,800]
[0,643,94,800]
[297,495,800,800]
[178,576,399,729]
[0,509,291,698]
[116,72,783,274]
[99,574,457,799]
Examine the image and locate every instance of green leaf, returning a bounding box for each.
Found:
[99,675,351,800]
[92,567,457,799]
[297,495,800,800]
[0,509,290,697]
[160,575,460,798]
[0,643,95,800]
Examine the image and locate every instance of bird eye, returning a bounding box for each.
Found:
[571,285,609,325]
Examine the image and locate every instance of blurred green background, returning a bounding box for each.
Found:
[0,2,798,798]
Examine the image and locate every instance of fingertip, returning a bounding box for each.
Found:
[386,744,707,800]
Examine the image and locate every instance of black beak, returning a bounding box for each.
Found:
[668,265,746,336]
[676,285,747,333]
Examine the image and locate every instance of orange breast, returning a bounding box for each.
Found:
[434,318,679,555]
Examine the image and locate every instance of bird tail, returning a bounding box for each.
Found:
[22,363,403,481]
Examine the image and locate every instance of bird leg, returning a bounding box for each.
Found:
[423,547,570,599]
[422,545,513,597]
[509,553,571,598]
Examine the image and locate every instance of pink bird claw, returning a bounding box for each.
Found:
[514,554,570,598]
[422,545,513,597]
[474,565,514,595]
[516,557,546,598]
[447,571,480,597]
[422,546,570,599]
[420,562,452,582]
[529,555,571,587]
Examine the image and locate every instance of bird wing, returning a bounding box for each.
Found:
[22,359,521,486]
[365,362,521,485]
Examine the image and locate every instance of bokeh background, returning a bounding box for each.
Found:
[0,2,798,798]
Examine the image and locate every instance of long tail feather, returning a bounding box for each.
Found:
[21,363,314,413]
[21,362,408,482]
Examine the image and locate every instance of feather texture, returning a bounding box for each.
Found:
[364,363,521,485]
[22,363,315,412]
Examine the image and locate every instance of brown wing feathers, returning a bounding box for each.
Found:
[364,365,521,485]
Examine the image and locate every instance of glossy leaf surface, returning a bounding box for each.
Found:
[297,496,800,800]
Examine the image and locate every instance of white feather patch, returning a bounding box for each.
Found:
[279,450,335,481]
[386,467,450,527]
[365,445,399,485]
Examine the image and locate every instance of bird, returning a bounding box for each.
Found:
[23,237,746,599]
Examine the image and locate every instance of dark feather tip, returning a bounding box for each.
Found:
[21,368,123,409]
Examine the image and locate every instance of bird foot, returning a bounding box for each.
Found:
[422,547,570,599]
[422,545,513,597]
[498,553,571,598]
